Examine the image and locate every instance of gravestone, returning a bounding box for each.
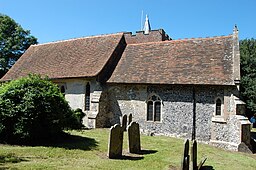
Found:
[182,139,189,170]
[241,124,251,147]
[121,114,127,131]
[128,113,132,125]
[127,122,141,153]
[108,124,124,159]
[191,140,197,170]
[181,139,206,170]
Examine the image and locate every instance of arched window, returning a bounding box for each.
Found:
[85,83,90,111]
[57,83,66,96]
[215,98,222,116]
[147,101,153,121]
[147,94,162,122]
[60,85,65,95]
[154,101,161,121]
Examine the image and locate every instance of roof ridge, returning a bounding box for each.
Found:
[128,34,233,46]
[173,34,233,41]
[33,32,124,47]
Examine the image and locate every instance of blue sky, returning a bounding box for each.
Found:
[1,0,255,43]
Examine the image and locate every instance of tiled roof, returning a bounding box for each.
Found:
[108,35,235,85]
[1,33,124,81]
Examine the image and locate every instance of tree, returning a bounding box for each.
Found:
[0,14,37,78]
[240,39,256,116]
[0,75,81,144]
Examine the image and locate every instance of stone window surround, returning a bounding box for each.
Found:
[145,93,162,123]
[212,97,226,123]
[85,82,90,111]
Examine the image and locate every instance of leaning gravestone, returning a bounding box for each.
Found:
[128,113,132,125]
[121,114,127,131]
[182,139,189,170]
[191,140,197,170]
[108,124,124,159]
[127,122,141,153]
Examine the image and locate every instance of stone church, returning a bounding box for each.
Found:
[1,17,251,151]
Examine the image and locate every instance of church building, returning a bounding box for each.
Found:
[1,17,251,151]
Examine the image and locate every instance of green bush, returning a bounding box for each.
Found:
[74,108,85,124]
[64,108,85,130]
[0,75,79,143]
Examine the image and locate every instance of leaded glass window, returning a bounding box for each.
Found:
[147,94,162,122]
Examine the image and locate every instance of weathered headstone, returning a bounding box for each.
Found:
[128,113,132,125]
[121,114,127,131]
[191,140,197,170]
[108,124,124,159]
[182,139,190,170]
[127,122,141,153]
[181,139,206,170]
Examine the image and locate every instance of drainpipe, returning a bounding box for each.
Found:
[192,86,196,140]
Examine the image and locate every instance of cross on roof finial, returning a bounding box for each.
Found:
[233,24,239,38]
[143,14,151,34]
[233,24,238,33]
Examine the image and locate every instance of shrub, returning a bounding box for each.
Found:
[0,75,78,143]
[64,108,85,130]
[74,108,85,124]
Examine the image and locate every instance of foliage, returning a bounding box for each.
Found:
[0,153,22,163]
[64,108,85,130]
[0,14,37,78]
[73,108,85,128]
[240,39,256,116]
[74,108,85,121]
[0,75,79,143]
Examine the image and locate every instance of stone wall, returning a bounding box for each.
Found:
[53,78,105,128]
[51,79,251,151]
[210,115,251,151]
[106,83,251,151]
[107,84,236,142]
[54,79,87,110]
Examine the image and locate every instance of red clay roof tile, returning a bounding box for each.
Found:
[108,35,235,85]
[1,33,124,81]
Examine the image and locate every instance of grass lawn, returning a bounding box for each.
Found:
[0,129,256,170]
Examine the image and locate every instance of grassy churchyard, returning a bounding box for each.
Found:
[0,128,256,170]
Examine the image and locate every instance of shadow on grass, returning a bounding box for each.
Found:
[168,165,214,170]
[110,149,157,161]
[200,165,214,170]
[0,132,98,151]
[118,155,144,160]
[42,132,98,150]
[0,153,28,169]
[0,153,27,164]
[136,149,157,155]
